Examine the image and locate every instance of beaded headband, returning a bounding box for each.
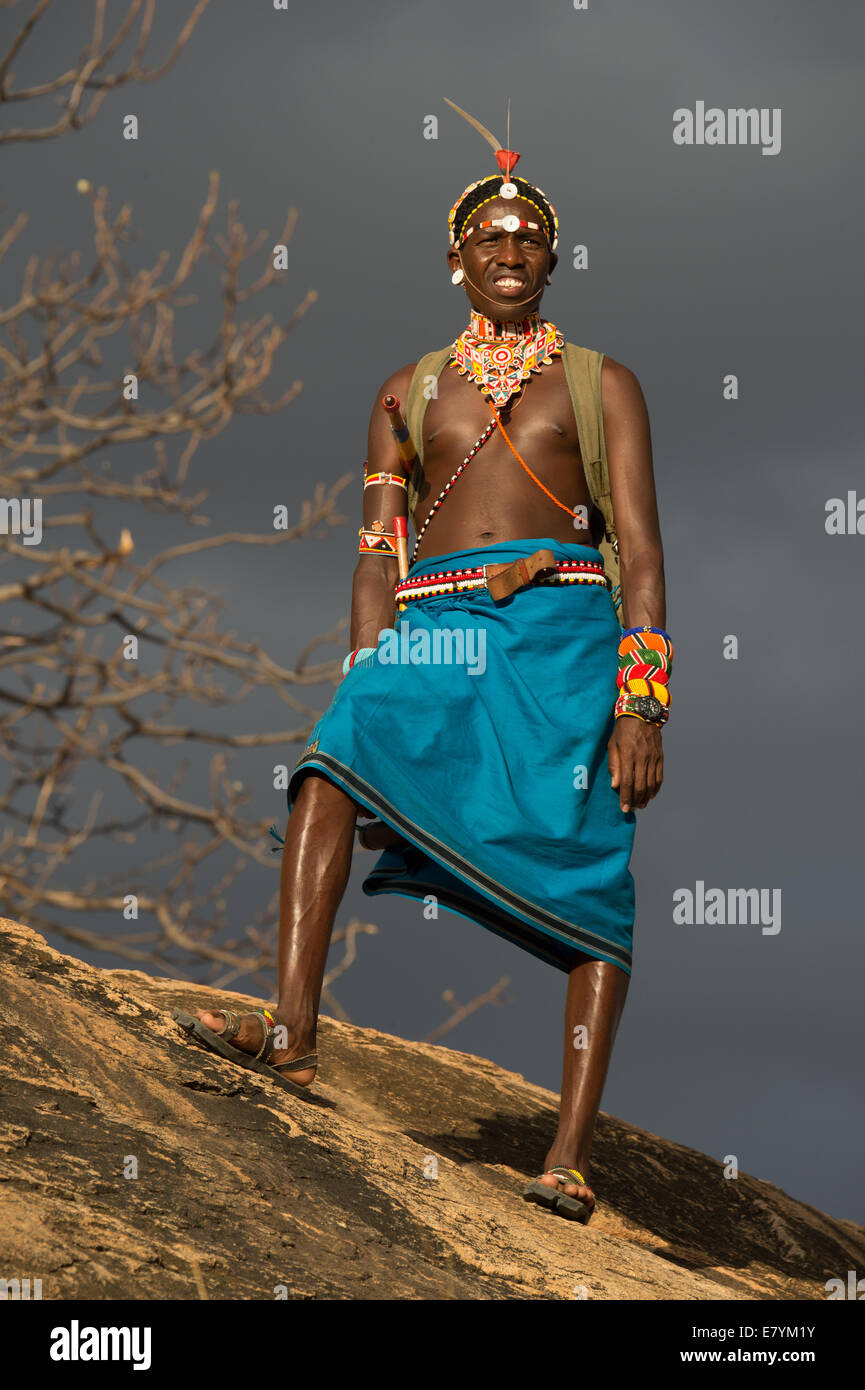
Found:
[444,98,559,253]
[456,201,549,249]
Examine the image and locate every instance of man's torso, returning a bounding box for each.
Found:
[410,357,598,561]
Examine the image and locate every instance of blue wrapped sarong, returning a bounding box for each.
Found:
[287,538,636,975]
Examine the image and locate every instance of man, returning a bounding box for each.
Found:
[181,128,668,1226]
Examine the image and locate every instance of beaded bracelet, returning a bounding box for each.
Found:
[620,633,673,660]
[617,647,671,691]
[621,677,670,705]
[616,624,673,724]
[358,527,399,557]
[621,625,672,641]
[617,656,670,687]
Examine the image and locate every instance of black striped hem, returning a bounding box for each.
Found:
[289,751,632,974]
[365,865,628,974]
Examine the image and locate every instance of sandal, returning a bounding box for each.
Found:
[522,1166,595,1224]
[171,1008,318,1101]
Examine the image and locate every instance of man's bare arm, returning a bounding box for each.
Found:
[350,364,416,650]
[601,356,665,631]
[601,356,666,813]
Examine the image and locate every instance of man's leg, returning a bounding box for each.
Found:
[195,772,357,1083]
[537,955,630,1209]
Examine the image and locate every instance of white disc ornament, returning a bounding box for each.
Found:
[451,267,465,285]
[500,181,518,199]
[501,214,520,232]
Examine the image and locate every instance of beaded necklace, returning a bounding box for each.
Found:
[450,310,563,408]
[411,311,563,563]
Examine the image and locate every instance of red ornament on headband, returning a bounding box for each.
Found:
[495,149,520,176]
[495,148,520,198]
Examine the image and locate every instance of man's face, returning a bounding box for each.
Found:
[447,197,557,319]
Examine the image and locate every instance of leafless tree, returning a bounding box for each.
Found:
[0,1,511,1039]
[0,168,358,995]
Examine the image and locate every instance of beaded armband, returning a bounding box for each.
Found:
[358,526,399,557]
[615,625,673,725]
[364,471,408,491]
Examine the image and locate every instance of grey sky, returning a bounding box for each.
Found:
[2,0,863,1225]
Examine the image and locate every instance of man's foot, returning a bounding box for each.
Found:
[537,1151,595,1215]
[194,1008,317,1087]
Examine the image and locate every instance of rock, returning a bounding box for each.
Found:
[0,917,861,1300]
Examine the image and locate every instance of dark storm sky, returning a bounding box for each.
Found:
[2,0,863,1226]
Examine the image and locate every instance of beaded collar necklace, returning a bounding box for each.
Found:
[450,310,563,408]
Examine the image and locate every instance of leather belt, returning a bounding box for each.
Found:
[394,550,609,606]
[486,548,558,600]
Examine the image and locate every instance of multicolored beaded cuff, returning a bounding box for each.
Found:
[358,526,399,557]
[620,625,674,660]
[616,625,673,724]
[620,677,670,705]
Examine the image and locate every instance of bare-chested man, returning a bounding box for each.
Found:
[182,139,667,1226]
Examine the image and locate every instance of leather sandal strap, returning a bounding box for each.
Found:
[216,1008,272,1057]
[549,1165,588,1186]
[215,1008,315,1074]
[272,1052,318,1074]
[254,1012,317,1072]
[216,1009,241,1043]
[250,1011,273,1060]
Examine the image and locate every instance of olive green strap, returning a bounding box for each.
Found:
[404,346,453,525]
[561,342,623,627]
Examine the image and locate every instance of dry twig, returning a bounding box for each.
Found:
[0,0,212,144]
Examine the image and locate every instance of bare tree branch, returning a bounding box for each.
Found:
[0,0,212,144]
[424,978,511,1045]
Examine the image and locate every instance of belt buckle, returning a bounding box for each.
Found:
[481,563,489,590]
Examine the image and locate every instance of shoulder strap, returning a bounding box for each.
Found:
[405,347,453,526]
[561,342,623,627]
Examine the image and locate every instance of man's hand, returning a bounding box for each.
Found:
[608,716,664,813]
